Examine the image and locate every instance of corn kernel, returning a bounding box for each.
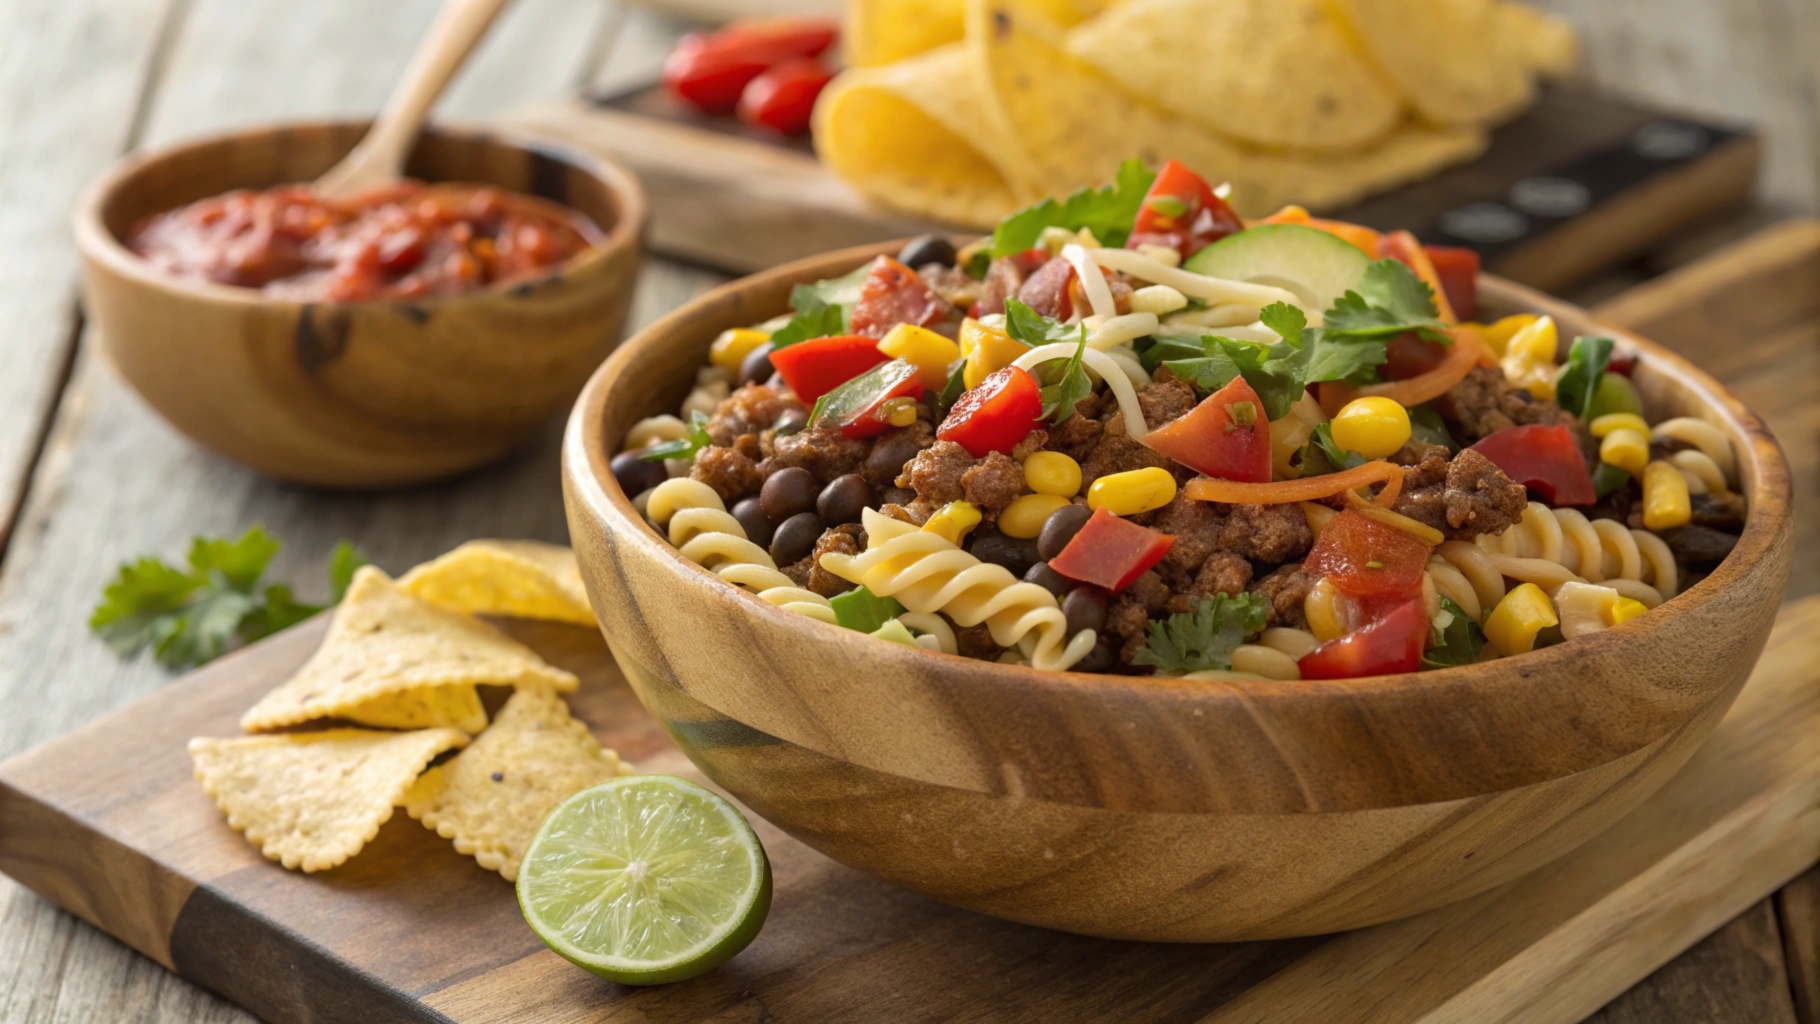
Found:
[1304,578,1344,642]
[1484,583,1558,656]
[960,317,1030,389]
[1023,451,1082,497]
[1129,284,1188,315]
[880,396,919,427]
[1000,493,1072,538]
[1330,397,1411,459]
[1599,428,1650,476]
[922,500,982,545]
[1506,315,1558,363]
[1589,412,1651,438]
[1642,460,1692,531]
[1134,243,1182,268]
[1501,355,1557,400]
[1086,467,1176,516]
[878,323,962,390]
[1607,597,1649,626]
[1464,314,1538,357]
[709,327,770,370]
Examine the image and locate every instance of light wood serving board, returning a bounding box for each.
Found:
[509,86,1758,287]
[0,593,1814,1024]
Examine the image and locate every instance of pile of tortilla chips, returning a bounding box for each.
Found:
[189,541,633,879]
[818,0,1576,225]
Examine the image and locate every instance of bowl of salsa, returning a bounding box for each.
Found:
[75,120,646,488]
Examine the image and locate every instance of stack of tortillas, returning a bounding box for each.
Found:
[815,0,1576,225]
[188,541,633,879]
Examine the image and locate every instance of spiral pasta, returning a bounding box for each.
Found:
[1653,417,1735,485]
[820,509,1097,671]
[623,414,690,453]
[643,479,837,623]
[1475,501,1674,607]
[898,612,957,654]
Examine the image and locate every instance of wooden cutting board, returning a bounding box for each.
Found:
[509,86,1758,287]
[0,593,1814,1024]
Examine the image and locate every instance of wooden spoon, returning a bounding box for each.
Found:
[314,0,514,200]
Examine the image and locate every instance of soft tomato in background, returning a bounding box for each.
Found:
[736,57,834,135]
[663,17,837,132]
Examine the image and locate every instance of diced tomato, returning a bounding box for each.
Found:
[850,255,952,338]
[1304,510,1433,598]
[663,17,838,115]
[1297,600,1427,679]
[1048,507,1176,592]
[1140,375,1271,482]
[1129,160,1242,260]
[1470,424,1596,506]
[768,334,887,404]
[808,359,924,438]
[1015,256,1075,320]
[937,366,1043,457]
[1383,332,1450,379]
[1423,245,1479,322]
[735,57,834,135]
[1607,352,1637,376]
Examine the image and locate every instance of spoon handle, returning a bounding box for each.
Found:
[315,0,513,200]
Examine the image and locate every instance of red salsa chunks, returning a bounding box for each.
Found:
[127,181,598,302]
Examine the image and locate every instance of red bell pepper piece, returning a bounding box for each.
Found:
[663,17,838,115]
[1297,599,1427,679]
[735,57,834,136]
[1139,375,1271,482]
[768,334,887,404]
[937,366,1043,457]
[1048,507,1176,592]
[1470,424,1596,506]
[1304,510,1433,599]
[1423,244,1479,322]
[850,255,952,338]
[1129,160,1243,261]
[807,359,923,438]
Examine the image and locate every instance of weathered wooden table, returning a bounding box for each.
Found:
[0,1,1814,1021]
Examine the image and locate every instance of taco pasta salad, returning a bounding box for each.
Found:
[609,160,1744,680]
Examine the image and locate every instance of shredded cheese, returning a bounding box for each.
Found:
[1062,244,1117,321]
[1011,343,1148,439]
[1088,248,1301,309]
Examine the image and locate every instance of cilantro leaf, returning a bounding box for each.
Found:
[1303,333,1387,386]
[989,159,1155,256]
[187,526,279,593]
[239,583,324,643]
[639,411,712,461]
[769,303,845,347]
[1259,301,1307,341]
[154,576,257,669]
[935,360,969,416]
[829,586,906,633]
[1002,300,1093,424]
[329,541,369,602]
[1422,596,1485,668]
[1323,260,1449,342]
[1298,423,1367,476]
[771,263,871,349]
[1136,333,1206,372]
[1553,335,1614,421]
[90,558,205,656]
[964,248,991,279]
[1002,298,1081,347]
[1592,460,1632,499]
[1163,303,1314,420]
[1131,592,1269,673]
[1408,404,1458,452]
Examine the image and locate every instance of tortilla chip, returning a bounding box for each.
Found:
[344,683,488,733]
[848,0,1111,67]
[1253,120,1489,215]
[241,566,577,734]
[1067,0,1401,152]
[404,684,633,881]
[190,728,467,872]
[398,540,594,626]
[1497,1,1578,75]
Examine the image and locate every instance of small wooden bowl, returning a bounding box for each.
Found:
[75,121,646,488]
[562,243,1793,942]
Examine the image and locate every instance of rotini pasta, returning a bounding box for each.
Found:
[623,414,690,452]
[644,479,836,623]
[1653,417,1735,485]
[898,612,957,654]
[1474,501,1673,607]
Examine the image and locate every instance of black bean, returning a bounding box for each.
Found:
[882,486,916,506]
[1037,503,1094,561]
[774,406,809,435]
[609,448,667,497]
[1062,587,1107,635]
[737,341,776,387]
[1022,561,1070,598]
[770,512,825,566]
[761,467,820,522]
[1659,524,1738,565]
[971,530,1040,576]
[817,474,872,525]
[732,497,775,548]
[1073,641,1117,673]
[897,234,957,269]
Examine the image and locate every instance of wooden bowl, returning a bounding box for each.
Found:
[75,121,646,488]
[561,242,1793,942]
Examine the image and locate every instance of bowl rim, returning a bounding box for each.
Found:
[72,118,647,309]
[564,240,1793,702]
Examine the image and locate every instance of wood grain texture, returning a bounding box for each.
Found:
[1781,865,1820,1024]
[1586,900,1799,1024]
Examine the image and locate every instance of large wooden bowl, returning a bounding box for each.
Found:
[75,121,645,488]
[562,243,1792,942]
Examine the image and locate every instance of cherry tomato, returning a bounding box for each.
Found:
[937,366,1043,457]
[1470,424,1596,506]
[1297,599,1427,679]
[806,359,924,438]
[736,57,834,136]
[663,18,838,116]
[1140,375,1271,482]
[850,255,952,338]
[1304,510,1433,599]
[768,334,888,404]
[1128,160,1242,260]
[1049,507,1176,592]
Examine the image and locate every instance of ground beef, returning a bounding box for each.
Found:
[1046,408,1105,462]
[863,420,935,489]
[918,264,981,310]
[1443,448,1528,537]
[1393,442,1451,472]
[878,503,924,526]
[1080,434,1172,489]
[1151,494,1226,581]
[1010,429,1049,462]
[689,445,763,502]
[1391,444,1454,530]
[955,622,1004,660]
[1105,595,1153,667]
[1165,552,1253,615]
[733,433,762,461]
[807,525,863,598]
[781,557,813,588]
[961,451,1028,519]
[1436,366,1586,448]
[976,256,1028,317]
[706,383,800,447]
[1221,503,1312,562]
[762,427,871,483]
[1138,378,1197,429]
[898,440,974,506]
[1249,564,1314,629]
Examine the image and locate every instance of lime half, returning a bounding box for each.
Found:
[517,775,772,985]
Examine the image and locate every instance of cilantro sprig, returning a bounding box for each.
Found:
[1131,592,1269,673]
[639,410,712,461]
[770,263,871,349]
[1323,259,1451,342]
[1004,299,1092,423]
[1553,335,1615,421]
[1422,596,1486,668]
[90,528,368,670]
[1299,423,1367,475]
[989,159,1154,257]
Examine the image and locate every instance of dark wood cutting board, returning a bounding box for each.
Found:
[508,86,1757,287]
[0,594,1815,1024]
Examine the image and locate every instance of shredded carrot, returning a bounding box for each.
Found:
[1342,489,1444,545]
[1185,460,1403,509]
[1318,326,1486,416]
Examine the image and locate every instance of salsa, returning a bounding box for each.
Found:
[127,181,599,302]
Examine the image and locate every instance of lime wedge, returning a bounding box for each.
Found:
[517,775,771,985]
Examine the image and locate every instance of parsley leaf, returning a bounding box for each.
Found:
[90,558,205,657]
[1131,592,1269,673]
[828,586,906,633]
[1002,300,1092,423]
[1323,259,1449,343]
[329,541,369,602]
[188,527,281,593]
[1163,302,1315,420]
[1422,596,1485,668]
[1554,335,1614,421]
[989,159,1155,256]
[239,583,320,643]
[770,263,871,349]
[769,303,845,347]
[639,410,712,461]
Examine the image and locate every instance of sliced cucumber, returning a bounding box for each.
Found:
[1183,224,1373,314]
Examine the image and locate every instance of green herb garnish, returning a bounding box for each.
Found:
[1554,335,1615,421]
[639,410,712,461]
[1131,592,1269,673]
[989,159,1154,256]
[1408,403,1459,452]
[1322,259,1450,343]
[829,586,906,633]
[1422,596,1486,668]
